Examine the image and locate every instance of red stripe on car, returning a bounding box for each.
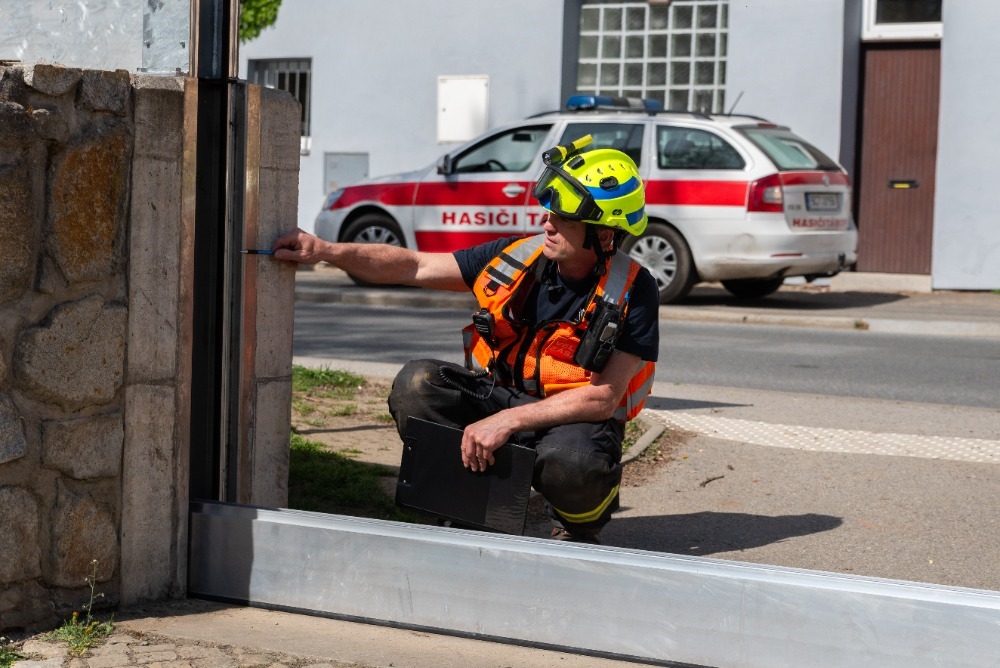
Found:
[644,180,748,206]
[779,171,850,186]
[333,183,416,208]
[415,230,527,253]
[414,182,534,206]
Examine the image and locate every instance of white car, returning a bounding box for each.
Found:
[315,96,858,302]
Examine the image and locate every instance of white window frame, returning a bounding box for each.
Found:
[862,0,942,41]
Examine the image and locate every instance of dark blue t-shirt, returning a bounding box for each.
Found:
[453,237,659,362]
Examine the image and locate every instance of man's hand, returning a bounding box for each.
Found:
[272,228,330,265]
[461,413,516,472]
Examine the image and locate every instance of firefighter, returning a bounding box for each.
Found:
[273,141,659,543]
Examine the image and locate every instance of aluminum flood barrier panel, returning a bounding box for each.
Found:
[189,501,1000,668]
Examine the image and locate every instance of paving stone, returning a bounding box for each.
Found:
[188,655,236,668]
[174,646,224,660]
[229,649,271,666]
[12,659,64,668]
[131,644,176,653]
[131,651,176,663]
[89,641,130,655]
[86,652,133,667]
[21,638,68,658]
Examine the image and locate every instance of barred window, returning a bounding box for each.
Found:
[247,58,312,138]
[578,0,728,114]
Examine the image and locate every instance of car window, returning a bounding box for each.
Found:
[656,126,745,170]
[452,125,552,173]
[559,123,644,165]
[737,127,840,171]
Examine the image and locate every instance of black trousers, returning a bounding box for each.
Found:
[387,359,624,535]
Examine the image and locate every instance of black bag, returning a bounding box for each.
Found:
[396,418,536,535]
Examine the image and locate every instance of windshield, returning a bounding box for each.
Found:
[738,127,841,171]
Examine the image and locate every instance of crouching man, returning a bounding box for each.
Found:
[273,142,658,543]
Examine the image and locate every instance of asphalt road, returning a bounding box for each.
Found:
[293,301,1000,408]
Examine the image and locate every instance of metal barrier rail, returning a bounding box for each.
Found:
[189,501,1000,668]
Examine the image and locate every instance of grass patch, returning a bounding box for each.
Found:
[329,403,358,417]
[0,638,25,668]
[291,396,316,416]
[45,561,114,657]
[289,433,417,522]
[292,365,365,399]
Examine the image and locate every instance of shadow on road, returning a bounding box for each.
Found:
[679,286,907,311]
[644,395,749,411]
[606,511,842,555]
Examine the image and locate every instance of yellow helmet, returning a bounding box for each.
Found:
[533,136,648,236]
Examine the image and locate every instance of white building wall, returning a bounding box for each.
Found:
[725,0,847,164]
[931,3,1000,290]
[240,0,567,234]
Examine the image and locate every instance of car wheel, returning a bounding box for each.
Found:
[721,277,785,299]
[342,213,405,286]
[620,222,696,303]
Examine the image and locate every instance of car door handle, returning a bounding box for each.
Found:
[502,184,526,198]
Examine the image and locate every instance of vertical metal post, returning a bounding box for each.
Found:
[187,0,246,503]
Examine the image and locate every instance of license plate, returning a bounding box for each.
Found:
[806,193,840,211]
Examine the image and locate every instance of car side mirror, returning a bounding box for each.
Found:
[437,154,454,175]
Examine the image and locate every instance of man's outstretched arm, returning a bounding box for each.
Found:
[271,227,468,292]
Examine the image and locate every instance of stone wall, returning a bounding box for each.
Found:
[0,64,297,632]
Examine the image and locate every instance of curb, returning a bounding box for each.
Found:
[621,415,666,466]
[662,307,1000,338]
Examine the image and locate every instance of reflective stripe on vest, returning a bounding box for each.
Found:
[465,234,655,421]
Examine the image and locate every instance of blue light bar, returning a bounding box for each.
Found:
[565,95,663,112]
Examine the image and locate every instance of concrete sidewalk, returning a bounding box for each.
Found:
[294,265,1000,339]
[18,597,637,667]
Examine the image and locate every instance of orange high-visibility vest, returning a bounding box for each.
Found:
[463,234,655,422]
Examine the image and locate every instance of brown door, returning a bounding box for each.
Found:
[855,44,940,274]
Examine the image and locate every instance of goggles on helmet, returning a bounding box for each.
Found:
[532,164,604,222]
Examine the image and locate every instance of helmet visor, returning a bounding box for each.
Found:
[532,166,603,222]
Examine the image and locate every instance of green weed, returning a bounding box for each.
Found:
[329,403,357,417]
[292,365,364,398]
[288,433,418,522]
[46,560,114,656]
[0,637,25,668]
[373,412,395,424]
